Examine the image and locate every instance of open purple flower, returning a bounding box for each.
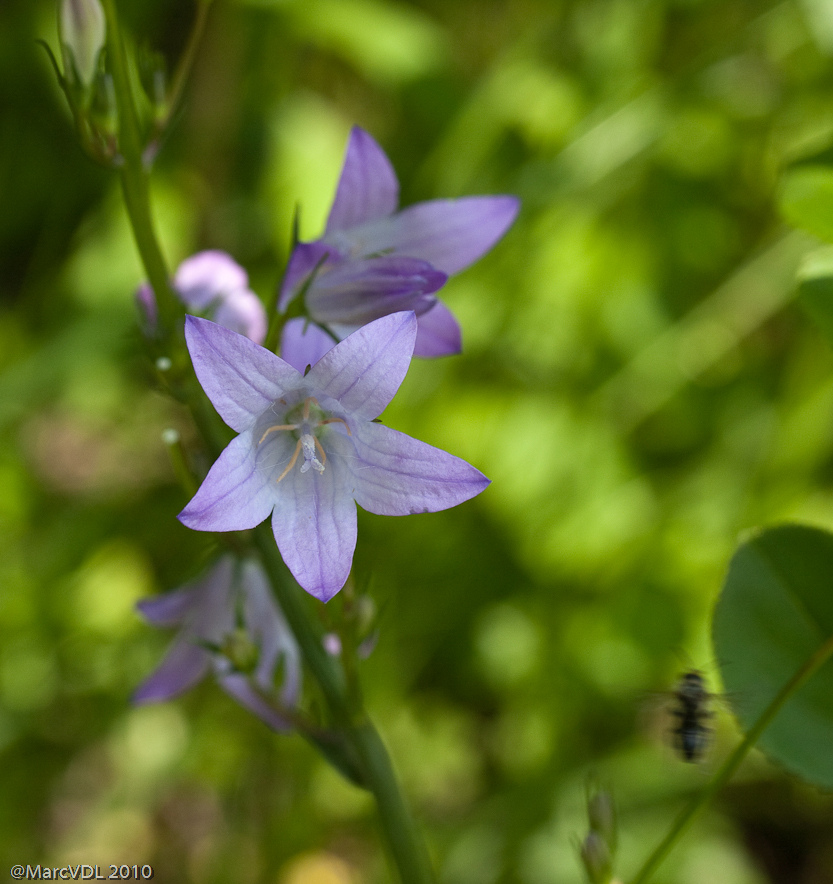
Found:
[134,556,301,731]
[137,250,267,344]
[279,126,519,364]
[179,312,490,601]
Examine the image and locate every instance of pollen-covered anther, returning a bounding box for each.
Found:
[300,433,326,474]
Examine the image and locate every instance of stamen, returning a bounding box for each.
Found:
[276,439,302,483]
[319,416,352,436]
[258,423,298,445]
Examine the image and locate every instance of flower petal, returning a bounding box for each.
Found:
[325,127,399,234]
[133,639,210,702]
[278,241,337,314]
[220,674,293,731]
[185,316,301,432]
[175,250,250,309]
[343,195,519,274]
[241,560,303,706]
[343,421,490,515]
[414,301,462,357]
[280,318,338,373]
[136,587,199,627]
[306,312,417,420]
[305,256,444,325]
[271,461,357,602]
[179,431,276,532]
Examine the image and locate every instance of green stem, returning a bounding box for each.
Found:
[101,0,180,334]
[629,633,833,884]
[349,719,436,884]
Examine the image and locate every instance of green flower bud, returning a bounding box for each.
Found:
[580,831,612,884]
[59,0,106,88]
[587,789,617,851]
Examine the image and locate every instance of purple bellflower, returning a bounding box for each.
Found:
[137,250,267,344]
[135,556,301,731]
[178,311,490,601]
[279,126,519,367]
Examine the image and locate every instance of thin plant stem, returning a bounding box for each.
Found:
[629,633,833,884]
[101,0,180,334]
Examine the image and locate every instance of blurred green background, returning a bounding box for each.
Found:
[4,0,833,881]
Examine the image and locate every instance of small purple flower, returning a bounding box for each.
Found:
[134,556,301,731]
[179,311,490,601]
[279,127,519,364]
[137,250,267,344]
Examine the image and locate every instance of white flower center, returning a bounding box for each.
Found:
[258,396,350,483]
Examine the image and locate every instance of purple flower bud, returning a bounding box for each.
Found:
[136,251,267,344]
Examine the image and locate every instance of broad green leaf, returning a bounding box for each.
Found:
[797,246,833,348]
[713,524,833,788]
[779,166,833,244]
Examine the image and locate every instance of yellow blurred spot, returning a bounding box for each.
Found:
[71,540,153,636]
[279,852,356,884]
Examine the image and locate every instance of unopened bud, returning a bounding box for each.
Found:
[59,0,106,88]
[580,831,612,884]
[587,789,617,850]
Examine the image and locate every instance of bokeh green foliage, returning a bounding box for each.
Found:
[4,0,833,881]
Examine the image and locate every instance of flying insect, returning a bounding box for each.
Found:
[670,670,713,763]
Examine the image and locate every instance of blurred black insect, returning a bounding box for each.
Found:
[670,670,713,762]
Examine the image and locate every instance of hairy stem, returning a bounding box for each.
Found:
[629,633,833,884]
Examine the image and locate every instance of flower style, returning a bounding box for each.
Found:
[137,250,267,344]
[134,556,301,731]
[279,126,519,365]
[178,311,490,601]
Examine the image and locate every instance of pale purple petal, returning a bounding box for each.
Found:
[278,241,337,313]
[414,301,462,357]
[136,587,199,627]
[133,640,210,702]
[343,421,490,515]
[219,674,293,731]
[213,288,268,345]
[175,250,250,310]
[306,311,417,420]
[270,461,357,602]
[325,127,399,234]
[305,256,444,325]
[185,316,302,432]
[178,431,275,532]
[280,318,338,373]
[340,195,519,274]
[241,560,302,707]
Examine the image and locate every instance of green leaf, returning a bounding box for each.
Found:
[713,524,833,788]
[779,166,833,244]
[796,246,833,348]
